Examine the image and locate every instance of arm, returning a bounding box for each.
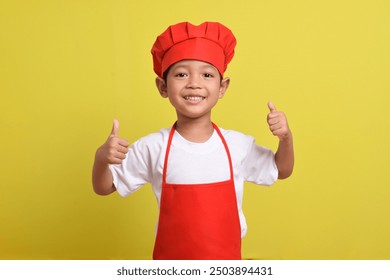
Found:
[267,102,294,179]
[92,120,129,195]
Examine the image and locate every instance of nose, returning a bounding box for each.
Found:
[186,74,202,89]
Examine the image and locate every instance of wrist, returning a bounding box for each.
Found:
[279,131,293,143]
[95,146,109,166]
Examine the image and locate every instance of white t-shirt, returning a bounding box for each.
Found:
[109,126,278,237]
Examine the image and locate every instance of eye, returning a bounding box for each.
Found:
[203,73,215,78]
[174,72,188,78]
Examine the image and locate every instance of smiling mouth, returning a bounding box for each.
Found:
[184,96,206,101]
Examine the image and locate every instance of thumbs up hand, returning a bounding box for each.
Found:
[96,119,129,165]
[267,102,291,141]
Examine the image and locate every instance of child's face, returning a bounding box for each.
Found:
[156,60,230,121]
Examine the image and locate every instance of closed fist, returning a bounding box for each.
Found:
[267,102,291,141]
[96,119,129,164]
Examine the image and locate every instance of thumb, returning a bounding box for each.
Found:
[267,101,277,113]
[110,119,119,137]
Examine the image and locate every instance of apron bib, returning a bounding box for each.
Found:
[153,122,242,260]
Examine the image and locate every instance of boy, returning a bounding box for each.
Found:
[92,22,294,260]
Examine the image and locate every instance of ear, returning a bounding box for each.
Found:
[218,77,230,99]
[155,77,168,98]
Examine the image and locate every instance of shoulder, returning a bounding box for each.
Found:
[131,127,171,151]
[136,127,170,143]
[218,127,255,160]
[219,127,255,147]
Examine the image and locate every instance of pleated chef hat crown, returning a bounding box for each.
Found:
[151,22,236,78]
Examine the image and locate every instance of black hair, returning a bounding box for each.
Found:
[162,65,172,83]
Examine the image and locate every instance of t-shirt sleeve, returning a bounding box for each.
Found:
[108,138,152,197]
[241,138,278,186]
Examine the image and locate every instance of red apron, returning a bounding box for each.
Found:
[153,122,242,260]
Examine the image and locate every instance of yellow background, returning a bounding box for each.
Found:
[1,0,389,259]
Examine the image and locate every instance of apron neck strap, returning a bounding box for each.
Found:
[162,122,234,185]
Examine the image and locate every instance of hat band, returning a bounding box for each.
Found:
[161,37,226,77]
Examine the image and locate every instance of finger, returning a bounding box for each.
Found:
[116,145,129,154]
[108,150,127,164]
[117,138,129,148]
[267,101,277,113]
[269,123,282,132]
[114,151,127,160]
[271,127,289,139]
[268,116,280,126]
[109,157,124,164]
[110,119,119,137]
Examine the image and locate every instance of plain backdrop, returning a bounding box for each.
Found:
[1,0,389,259]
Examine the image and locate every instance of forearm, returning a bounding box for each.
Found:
[92,151,116,195]
[275,134,294,179]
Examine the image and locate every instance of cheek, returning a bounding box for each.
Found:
[166,82,183,93]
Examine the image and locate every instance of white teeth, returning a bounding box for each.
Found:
[184,96,205,101]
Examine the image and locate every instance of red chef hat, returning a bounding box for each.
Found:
[151,22,236,78]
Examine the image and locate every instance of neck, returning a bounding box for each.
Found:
[175,118,214,143]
